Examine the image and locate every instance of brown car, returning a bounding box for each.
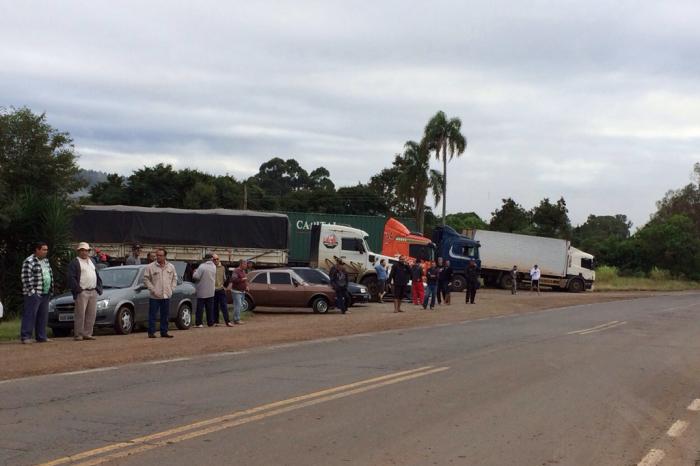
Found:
[240,269,337,314]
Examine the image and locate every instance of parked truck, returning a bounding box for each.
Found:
[72,205,289,267]
[381,217,435,264]
[432,226,595,292]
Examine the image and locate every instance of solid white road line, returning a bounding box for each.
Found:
[578,321,627,335]
[666,420,689,438]
[637,449,665,466]
[145,357,192,365]
[567,321,619,335]
[687,399,700,412]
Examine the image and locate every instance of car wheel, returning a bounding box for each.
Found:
[175,302,192,330]
[451,274,466,292]
[51,327,71,338]
[114,306,134,335]
[312,297,329,314]
[243,295,254,312]
[568,278,585,293]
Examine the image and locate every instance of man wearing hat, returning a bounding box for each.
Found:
[67,242,103,340]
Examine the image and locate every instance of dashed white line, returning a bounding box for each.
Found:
[567,321,619,335]
[637,449,665,466]
[687,399,700,412]
[57,367,118,376]
[145,357,192,365]
[666,420,689,438]
[578,321,627,335]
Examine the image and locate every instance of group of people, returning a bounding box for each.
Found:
[509,264,542,295]
[18,241,252,344]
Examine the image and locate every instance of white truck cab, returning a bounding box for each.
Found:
[568,247,596,288]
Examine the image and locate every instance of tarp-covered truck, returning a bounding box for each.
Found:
[72,205,289,266]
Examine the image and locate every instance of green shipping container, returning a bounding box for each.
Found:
[283,212,418,263]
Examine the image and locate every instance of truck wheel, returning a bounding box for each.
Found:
[500,274,514,290]
[451,274,466,292]
[175,303,192,330]
[568,278,585,293]
[114,306,134,335]
[51,327,71,338]
[361,276,379,302]
[312,297,330,314]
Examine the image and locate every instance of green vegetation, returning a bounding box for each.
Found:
[594,266,700,291]
[0,319,20,341]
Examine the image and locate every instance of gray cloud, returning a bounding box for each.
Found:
[2,0,699,229]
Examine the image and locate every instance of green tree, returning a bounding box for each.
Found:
[572,214,631,259]
[368,164,413,217]
[634,215,700,279]
[653,162,700,231]
[335,185,388,216]
[183,181,218,209]
[395,141,443,233]
[126,164,181,207]
[531,197,571,239]
[422,111,467,225]
[445,212,488,233]
[88,174,129,205]
[489,198,531,233]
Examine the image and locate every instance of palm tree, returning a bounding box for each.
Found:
[423,111,467,225]
[396,141,443,232]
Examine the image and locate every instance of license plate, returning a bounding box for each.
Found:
[59,314,74,322]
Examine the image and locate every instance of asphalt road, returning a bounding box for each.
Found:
[1,293,700,466]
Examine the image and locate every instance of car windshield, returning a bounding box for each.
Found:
[99,268,139,289]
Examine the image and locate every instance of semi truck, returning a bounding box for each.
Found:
[381,217,435,264]
[431,226,595,292]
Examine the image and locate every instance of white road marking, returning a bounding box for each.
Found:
[567,321,619,335]
[637,449,665,466]
[578,321,627,335]
[56,367,118,376]
[145,357,192,365]
[687,399,700,411]
[666,420,689,438]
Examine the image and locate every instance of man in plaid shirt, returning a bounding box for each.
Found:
[20,241,54,344]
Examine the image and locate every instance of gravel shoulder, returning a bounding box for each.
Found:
[0,289,681,380]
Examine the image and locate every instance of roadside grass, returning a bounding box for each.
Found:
[595,265,700,291]
[0,319,20,341]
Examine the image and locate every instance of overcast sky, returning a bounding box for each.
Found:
[2,0,699,229]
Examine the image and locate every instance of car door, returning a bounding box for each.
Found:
[268,272,297,306]
[133,269,151,324]
[248,272,270,306]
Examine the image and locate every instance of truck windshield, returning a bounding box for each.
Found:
[409,244,435,261]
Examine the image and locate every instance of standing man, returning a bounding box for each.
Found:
[374,259,388,302]
[193,254,217,327]
[410,259,425,306]
[329,257,349,314]
[530,264,541,295]
[435,257,445,305]
[510,265,518,295]
[212,254,233,327]
[20,241,53,344]
[143,248,177,338]
[388,255,411,313]
[423,260,439,310]
[67,242,103,341]
[145,251,156,263]
[439,260,454,305]
[229,260,248,325]
[465,260,479,304]
[125,244,142,265]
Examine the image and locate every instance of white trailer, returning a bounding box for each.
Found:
[469,230,595,292]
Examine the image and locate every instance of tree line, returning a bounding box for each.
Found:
[2,107,699,316]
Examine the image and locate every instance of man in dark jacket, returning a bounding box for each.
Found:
[438,259,454,305]
[465,260,479,304]
[67,242,104,341]
[388,255,411,313]
[329,257,349,314]
[423,261,439,310]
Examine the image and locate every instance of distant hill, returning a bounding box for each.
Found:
[71,169,109,198]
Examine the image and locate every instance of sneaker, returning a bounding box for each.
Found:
[21,339,35,345]
[194,324,204,328]
[83,336,96,341]
[226,322,235,327]
[37,338,53,343]
[161,334,174,338]
[148,334,157,338]
[74,336,83,341]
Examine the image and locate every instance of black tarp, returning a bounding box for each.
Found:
[72,206,289,249]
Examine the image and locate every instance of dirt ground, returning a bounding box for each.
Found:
[0,289,676,381]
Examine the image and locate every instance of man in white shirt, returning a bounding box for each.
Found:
[530,264,541,295]
[67,242,104,341]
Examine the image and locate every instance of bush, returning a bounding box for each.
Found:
[595,265,619,283]
[649,267,672,281]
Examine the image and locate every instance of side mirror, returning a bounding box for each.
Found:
[136,284,147,292]
[292,279,300,287]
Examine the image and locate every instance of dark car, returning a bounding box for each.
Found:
[240,268,336,313]
[48,264,195,336]
[291,267,370,306]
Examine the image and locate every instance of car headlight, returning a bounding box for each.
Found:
[48,301,55,313]
[96,299,110,311]
[360,288,367,293]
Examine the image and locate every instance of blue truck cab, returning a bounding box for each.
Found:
[431,225,481,292]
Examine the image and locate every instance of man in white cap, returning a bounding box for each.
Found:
[67,242,103,340]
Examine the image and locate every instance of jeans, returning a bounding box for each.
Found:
[423,284,437,309]
[232,291,244,323]
[21,293,49,341]
[196,296,215,326]
[335,288,348,313]
[214,289,229,324]
[148,298,170,336]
